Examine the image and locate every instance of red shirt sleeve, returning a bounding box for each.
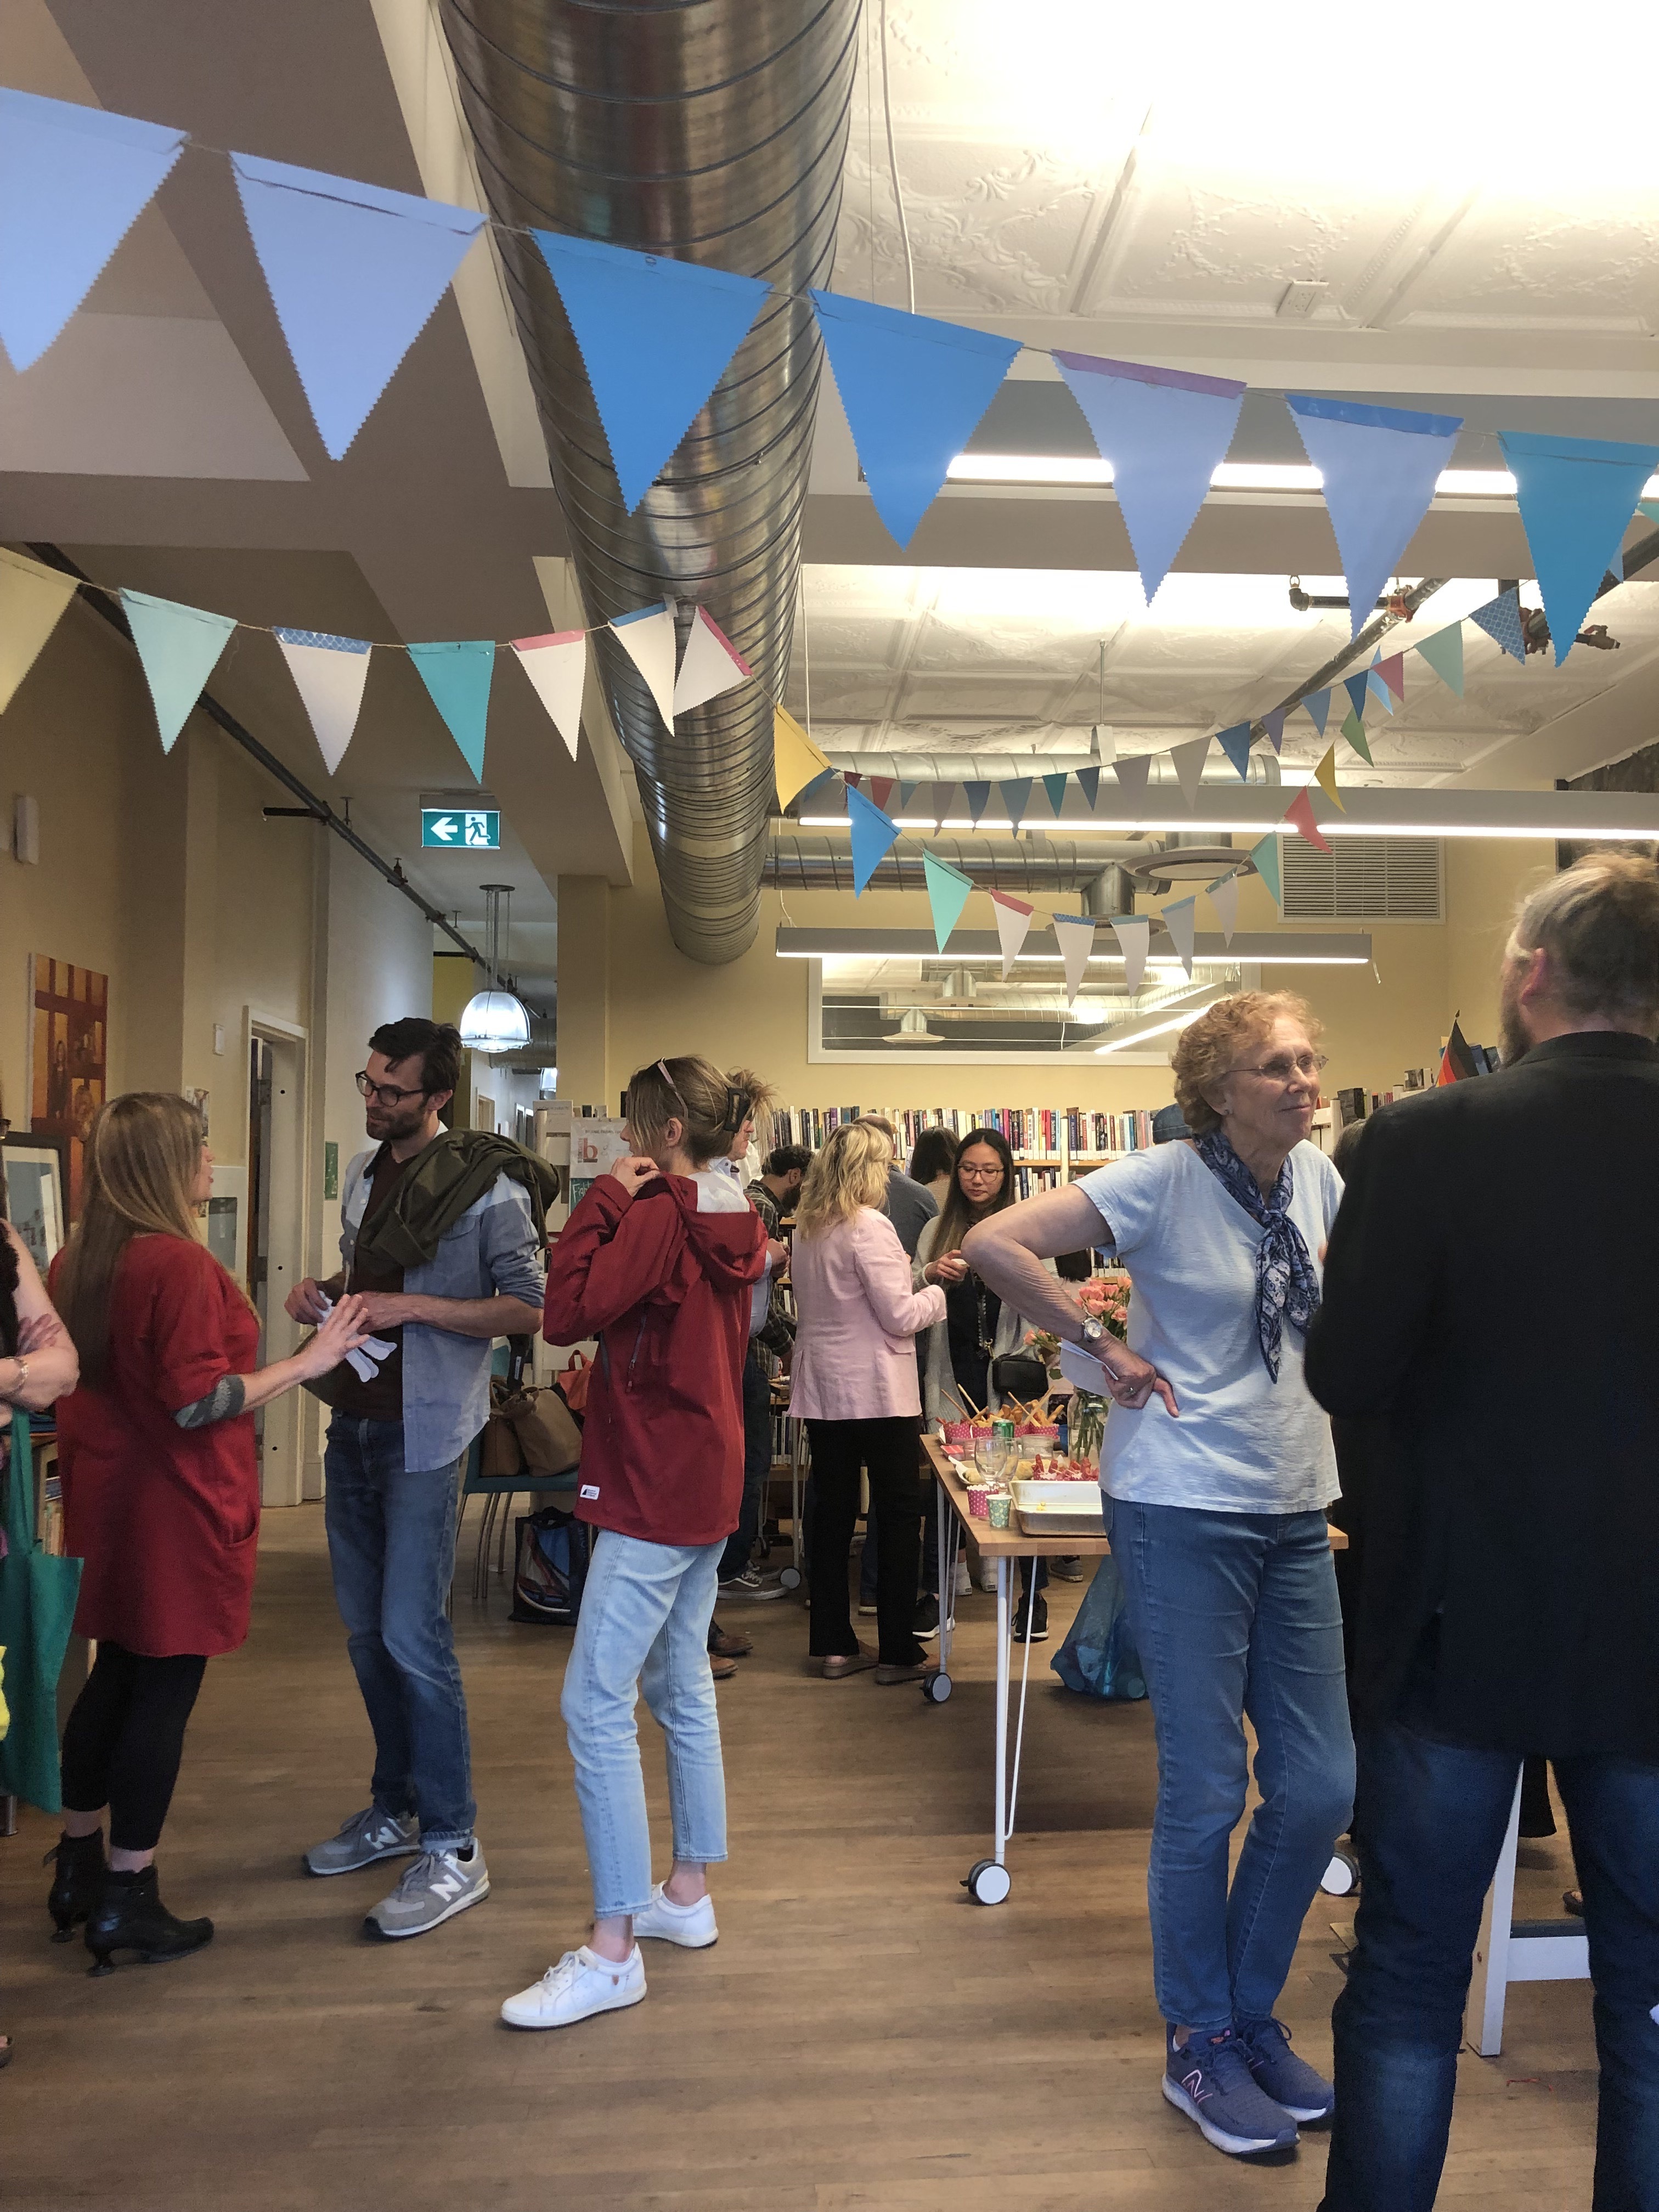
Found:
[142,1239,243,1416]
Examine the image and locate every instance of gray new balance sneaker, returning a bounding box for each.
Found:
[304,1806,420,1878]
[364,1842,489,1940]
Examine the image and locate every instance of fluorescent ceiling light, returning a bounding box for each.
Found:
[946,455,1659,500]
[1096,1006,1210,1056]
[800,788,1659,840]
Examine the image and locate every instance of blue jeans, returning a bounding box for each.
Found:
[1323,1720,1659,2211]
[560,1528,727,1919]
[323,1418,473,1853]
[1109,1497,1354,2032]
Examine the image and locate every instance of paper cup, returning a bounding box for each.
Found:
[967,1483,989,1520]
[987,1492,1012,1530]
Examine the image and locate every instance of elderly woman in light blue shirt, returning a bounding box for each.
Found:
[964,991,1353,2164]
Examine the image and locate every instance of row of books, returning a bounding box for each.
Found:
[769,1105,1156,1159]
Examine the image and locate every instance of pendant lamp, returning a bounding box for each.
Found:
[459,882,532,1053]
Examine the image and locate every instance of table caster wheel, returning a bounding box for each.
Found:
[921,1669,952,1703]
[964,1858,1011,1906]
[777,1565,802,1592]
[1320,1846,1359,1897]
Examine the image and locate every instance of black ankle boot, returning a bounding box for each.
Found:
[84,1865,213,1977]
[44,1829,106,1942]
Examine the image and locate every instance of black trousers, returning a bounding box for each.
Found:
[60,1642,208,1853]
[807,1416,924,1667]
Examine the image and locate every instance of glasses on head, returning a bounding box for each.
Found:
[356,1071,427,1108]
[1231,1052,1328,1086]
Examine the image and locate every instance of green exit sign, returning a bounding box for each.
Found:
[421,807,500,850]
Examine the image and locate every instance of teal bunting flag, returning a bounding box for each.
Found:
[998,776,1032,825]
[1042,771,1069,816]
[1415,624,1465,695]
[1302,687,1331,736]
[1075,765,1101,808]
[922,850,974,950]
[963,780,991,826]
[1250,832,1283,907]
[898,780,919,808]
[119,589,236,754]
[408,639,496,781]
[846,785,900,895]
[1497,429,1659,664]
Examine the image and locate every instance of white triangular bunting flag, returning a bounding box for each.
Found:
[274,627,371,774]
[1170,735,1210,810]
[1163,894,1198,978]
[511,629,586,760]
[1206,870,1239,945]
[990,890,1034,978]
[609,601,676,729]
[1109,913,1150,994]
[1052,912,1096,1003]
[672,605,753,718]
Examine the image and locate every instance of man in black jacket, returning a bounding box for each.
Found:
[1306,854,1659,2210]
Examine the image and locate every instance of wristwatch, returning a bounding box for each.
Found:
[1078,1317,1107,1352]
[4,1355,29,1402]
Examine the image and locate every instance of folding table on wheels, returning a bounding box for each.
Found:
[921,1434,1114,1905]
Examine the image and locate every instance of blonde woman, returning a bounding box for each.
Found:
[49,1094,368,1973]
[789,1121,946,1681]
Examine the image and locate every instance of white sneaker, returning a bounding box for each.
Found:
[979,1562,998,1593]
[953,1561,973,1598]
[500,1944,646,2030]
[633,1884,718,1948]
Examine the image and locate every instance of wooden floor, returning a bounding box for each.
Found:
[3,1507,1600,2210]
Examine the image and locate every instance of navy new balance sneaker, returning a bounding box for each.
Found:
[1236,2015,1336,2124]
[1162,2024,1300,2157]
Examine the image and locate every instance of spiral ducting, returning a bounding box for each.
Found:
[439,0,860,963]
[763,834,1148,895]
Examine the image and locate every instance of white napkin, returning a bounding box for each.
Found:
[317,1294,398,1382]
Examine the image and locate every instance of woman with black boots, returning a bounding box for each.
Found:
[48,1094,368,1972]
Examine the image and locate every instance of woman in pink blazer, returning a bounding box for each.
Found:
[789,1121,946,1682]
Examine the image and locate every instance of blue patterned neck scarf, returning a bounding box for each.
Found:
[1194,1128,1321,1381]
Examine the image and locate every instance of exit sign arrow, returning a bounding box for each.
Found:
[427,814,459,842]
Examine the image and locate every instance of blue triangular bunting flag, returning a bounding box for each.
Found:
[998,776,1032,825]
[1261,707,1286,754]
[0,91,186,371]
[1215,722,1251,780]
[1497,430,1659,665]
[534,233,770,515]
[809,290,1019,547]
[231,152,486,460]
[922,851,974,950]
[1302,687,1331,737]
[1075,765,1101,809]
[119,590,236,755]
[898,780,919,808]
[1366,665,1395,714]
[963,780,991,826]
[1053,352,1244,602]
[1286,394,1462,638]
[846,785,900,895]
[408,639,496,781]
[1343,673,1370,724]
[1042,771,1069,816]
[1468,589,1526,664]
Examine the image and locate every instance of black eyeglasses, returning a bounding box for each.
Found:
[356,1071,427,1107]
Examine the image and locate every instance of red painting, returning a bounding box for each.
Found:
[31,957,108,1221]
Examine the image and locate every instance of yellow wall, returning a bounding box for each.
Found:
[557,828,1553,1120]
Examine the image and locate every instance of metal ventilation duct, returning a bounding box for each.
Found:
[764,834,1148,895]
[440,0,860,964]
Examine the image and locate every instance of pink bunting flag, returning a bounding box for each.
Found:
[1376,651,1406,705]
[868,776,896,812]
[511,629,586,760]
[1283,786,1331,853]
[672,605,753,718]
[990,890,1034,978]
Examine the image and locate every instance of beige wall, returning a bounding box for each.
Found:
[557,828,1554,1121]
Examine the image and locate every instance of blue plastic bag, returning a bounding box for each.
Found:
[1051,1552,1146,1701]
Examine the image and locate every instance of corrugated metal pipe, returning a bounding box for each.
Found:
[439,0,860,964]
[764,834,1148,895]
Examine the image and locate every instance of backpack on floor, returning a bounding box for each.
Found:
[510,1504,590,1627]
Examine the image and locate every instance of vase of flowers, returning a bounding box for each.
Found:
[1026,1272,1131,1466]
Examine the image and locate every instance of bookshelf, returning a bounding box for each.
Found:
[769,1105,1163,1198]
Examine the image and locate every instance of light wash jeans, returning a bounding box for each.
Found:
[323,1418,473,1852]
[560,1528,727,1919]
[1108,1496,1355,2033]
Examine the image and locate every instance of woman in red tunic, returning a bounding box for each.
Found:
[48,1093,368,1973]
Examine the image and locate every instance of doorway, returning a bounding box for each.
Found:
[245,1018,309,1505]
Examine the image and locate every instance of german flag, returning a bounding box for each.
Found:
[1437,1016,1479,1086]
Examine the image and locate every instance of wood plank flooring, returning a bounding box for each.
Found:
[1,1508,1599,2210]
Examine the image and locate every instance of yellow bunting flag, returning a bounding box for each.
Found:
[771,704,831,810]
[0,547,78,713]
[1312,743,1346,811]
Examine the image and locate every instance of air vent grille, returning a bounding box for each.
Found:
[1280,836,1442,920]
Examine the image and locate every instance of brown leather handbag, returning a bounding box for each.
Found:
[479,1379,582,1479]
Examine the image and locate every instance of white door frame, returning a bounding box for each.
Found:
[243,1009,312,1507]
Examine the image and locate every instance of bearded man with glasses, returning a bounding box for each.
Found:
[285,1018,551,1941]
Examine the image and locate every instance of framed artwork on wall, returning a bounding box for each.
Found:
[27,955,108,1222]
[2,1132,69,1273]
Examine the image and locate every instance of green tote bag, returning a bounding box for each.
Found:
[0,1421,83,1814]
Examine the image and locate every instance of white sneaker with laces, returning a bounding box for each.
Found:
[633,1884,718,1948]
[500,1945,646,2029]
